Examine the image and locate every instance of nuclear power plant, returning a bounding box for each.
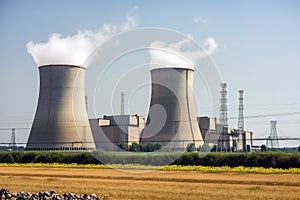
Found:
[26,65,96,151]
[25,64,256,152]
[140,67,203,150]
[24,63,255,152]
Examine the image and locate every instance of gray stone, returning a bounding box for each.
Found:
[12,193,18,197]
[6,193,12,198]
[44,191,50,197]
[55,195,61,200]
[0,189,103,200]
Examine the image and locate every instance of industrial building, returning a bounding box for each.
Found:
[197,117,219,150]
[197,85,254,152]
[230,129,253,152]
[197,117,217,138]
[26,65,96,151]
[25,64,254,152]
[140,67,203,151]
[90,115,145,151]
[197,116,254,152]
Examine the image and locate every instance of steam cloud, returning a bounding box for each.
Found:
[149,37,217,70]
[26,12,137,67]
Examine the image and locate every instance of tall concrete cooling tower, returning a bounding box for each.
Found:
[140,67,203,151]
[26,65,96,151]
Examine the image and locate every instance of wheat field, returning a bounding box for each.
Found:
[1,167,300,200]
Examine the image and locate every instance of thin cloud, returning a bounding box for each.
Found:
[192,16,207,24]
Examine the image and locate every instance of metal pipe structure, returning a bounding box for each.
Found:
[140,67,203,151]
[26,65,95,151]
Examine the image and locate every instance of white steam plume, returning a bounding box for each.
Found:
[26,11,137,67]
[149,37,217,70]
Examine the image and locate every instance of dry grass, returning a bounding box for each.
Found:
[1,167,300,200]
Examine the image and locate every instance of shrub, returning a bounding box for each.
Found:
[129,142,140,152]
[119,143,129,151]
[21,152,38,163]
[186,143,196,152]
[3,153,14,163]
[0,151,299,168]
[32,153,51,163]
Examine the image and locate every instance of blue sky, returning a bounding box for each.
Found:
[0,0,300,147]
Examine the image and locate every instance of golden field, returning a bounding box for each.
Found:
[1,167,300,200]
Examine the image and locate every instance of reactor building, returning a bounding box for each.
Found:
[26,65,96,151]
[90,114,145,151]
[140,67,203,150]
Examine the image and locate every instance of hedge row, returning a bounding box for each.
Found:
[0,151,299,168]
[0,151,100,164]
[176,152,300,169]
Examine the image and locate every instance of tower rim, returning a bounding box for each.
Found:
[150,67,195,72]
[38,64,86,70]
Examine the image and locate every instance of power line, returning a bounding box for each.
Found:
[252,137,300,141]
[0,128,31,130]
[247,102,300,107]
[228,111,300,120]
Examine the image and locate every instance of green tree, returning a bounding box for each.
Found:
[186,143,196,152]
[261,144,267,152]
[210,145,217,152]
[154,143,162,151]
[119,143,129,151]
[130,142,140,152]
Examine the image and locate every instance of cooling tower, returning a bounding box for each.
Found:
[140,67,203,151]
[26,65,95,151]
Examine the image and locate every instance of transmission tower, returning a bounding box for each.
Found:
[238,90,246,152]
[266,120,279,150]
[218,83,228,151]
[238,90,244,131]
[219,83,228,127]
[10,128,16,149]
[121,92,125,115]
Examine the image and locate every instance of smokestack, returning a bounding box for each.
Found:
[26,65,95,151]
[140,67,203,150]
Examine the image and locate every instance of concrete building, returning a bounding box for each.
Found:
[230,129,253,152]
[90,115,145,151]
[140,67,203,151]
[197,117,217,138]
[197,117,219,150]
[197,116,254,152]
[26,65,95,151]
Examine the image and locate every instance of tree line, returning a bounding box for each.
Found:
[0,151,299,168]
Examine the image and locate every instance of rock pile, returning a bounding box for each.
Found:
[0,188,105,200]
